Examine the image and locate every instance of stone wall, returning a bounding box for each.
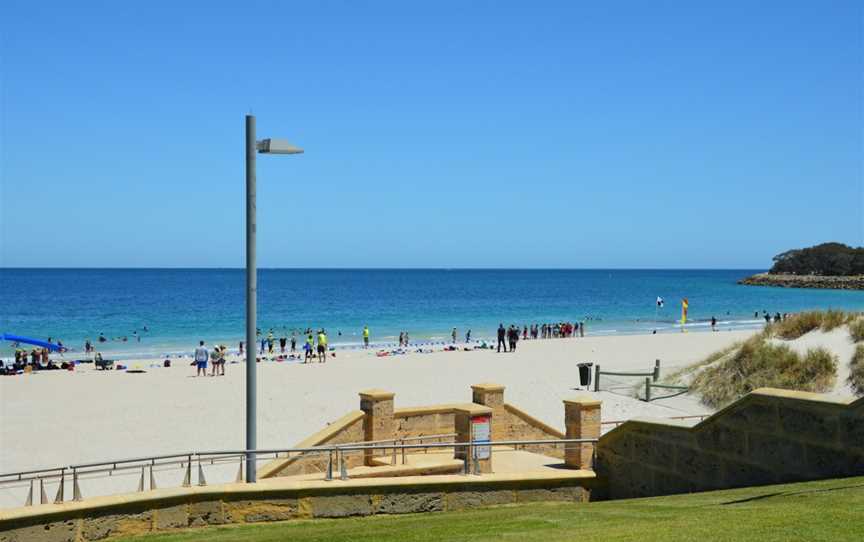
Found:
[596,388,864,499]
[471,384,566,458]
[393,406,458,439]
[0,476,592,541]
[258,411,365,478]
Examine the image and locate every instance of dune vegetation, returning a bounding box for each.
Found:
[849,345,864,397]
[765,310,857,340]
[849,318,864,343]
[689,335,838,408]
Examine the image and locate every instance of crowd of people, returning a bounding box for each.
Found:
[1,347,73,374]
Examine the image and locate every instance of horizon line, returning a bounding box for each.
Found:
[0,266,767,271]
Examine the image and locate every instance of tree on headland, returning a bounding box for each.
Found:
[770,243,864,276]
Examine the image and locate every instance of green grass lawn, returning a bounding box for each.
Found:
[118,476,864,542]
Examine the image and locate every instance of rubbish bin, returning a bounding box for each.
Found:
[577,362,593,389]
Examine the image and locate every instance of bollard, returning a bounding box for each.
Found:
[138,467,145,492]
[25,480,33,506]
[73,470,83,502]
[54,471,65,504]
[645,377,652,402]
[235,457,244,483]
[40,479,48,504]
[197,460,207,486]
[339,450,348,481]
[653,359,661,382]
[594,365,601,392]
[182,458,192,488]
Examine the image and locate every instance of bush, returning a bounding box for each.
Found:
[849,345,864,397]
[690,336,837,408]
[849,319,864,343]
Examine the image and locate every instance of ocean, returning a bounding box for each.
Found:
[2,268,864,358]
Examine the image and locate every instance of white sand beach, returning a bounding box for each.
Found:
[1,331,754,480]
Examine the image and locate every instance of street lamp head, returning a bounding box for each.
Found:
[256,138,304,155]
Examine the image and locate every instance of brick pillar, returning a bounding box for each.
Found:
[454,405,494,474]
[471,383,506,438]
[359,389,395,466]
[564,396,601,470]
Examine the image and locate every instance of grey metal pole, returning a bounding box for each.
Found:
[245,114,257,483]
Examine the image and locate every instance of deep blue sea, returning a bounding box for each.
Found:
[2,269,864,358]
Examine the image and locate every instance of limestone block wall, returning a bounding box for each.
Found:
[500,404,565,458]
[0,476,593,541]
[393,406,458,439]
[596,388,864,500]
[471,384,565,458]
[258,411,365,478]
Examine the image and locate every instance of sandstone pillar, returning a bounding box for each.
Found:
[564,396,601,470]
[471,383,506,437]
[359,389,395,466]
[454,405,494,474]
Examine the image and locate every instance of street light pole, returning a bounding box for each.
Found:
[245,114,257,483]
[243,115,302,483]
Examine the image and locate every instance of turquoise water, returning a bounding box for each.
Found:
[2,268,864,357]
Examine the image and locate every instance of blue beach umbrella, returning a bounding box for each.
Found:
[1,333,62,352]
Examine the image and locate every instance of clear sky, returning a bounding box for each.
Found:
[1,1,861,268]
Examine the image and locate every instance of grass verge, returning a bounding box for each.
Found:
[114,476,864,542]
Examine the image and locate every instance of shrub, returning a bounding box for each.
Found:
[690,336,837,408]
[849,345,864,397]
[849,319,864,343]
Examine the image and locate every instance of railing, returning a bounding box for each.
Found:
[0,437,596,509]
[644,380,689,402]
[593,360,661,392]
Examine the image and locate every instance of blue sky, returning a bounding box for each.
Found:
[1,1,861,268]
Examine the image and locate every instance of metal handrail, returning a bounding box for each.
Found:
[1,438,595,483]
[1,437,599,507]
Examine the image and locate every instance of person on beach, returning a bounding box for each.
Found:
[497,324,507,353]
[403,331,409,346]
[466,329,471,343]
[363,326,370,349]
[452,328,458,344]
[194,341,209,377]
[579,322,585,337]
[290,333,297,353]
[279,335,287,354]
[711,316,717,331]
[317,330,328,363]
[239,341,244,355]
[303,335,313,363]
[216,345,226,376]
[509,325,519,352]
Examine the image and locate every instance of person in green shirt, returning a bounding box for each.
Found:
[362,326,370,349]
[317,330,328,363]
